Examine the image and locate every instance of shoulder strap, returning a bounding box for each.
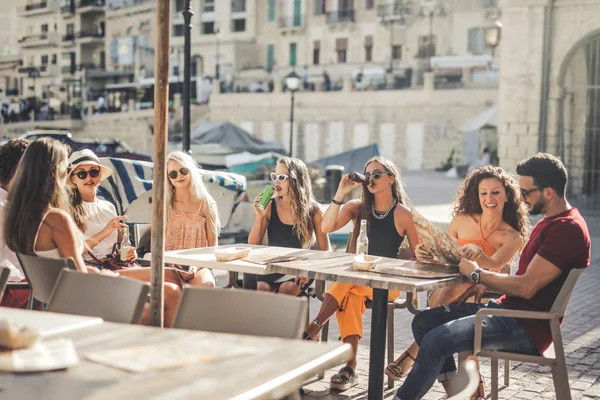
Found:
[33,208,53,251]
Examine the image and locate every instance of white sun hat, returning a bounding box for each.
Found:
[68,149,113,181]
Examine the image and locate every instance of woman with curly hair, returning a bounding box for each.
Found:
[248,156,330,295]
[386,165,529,399]
[303,156,419,391]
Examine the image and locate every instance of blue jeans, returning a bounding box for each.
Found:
[396,300,538,400]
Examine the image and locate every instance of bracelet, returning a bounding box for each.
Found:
[331,198,343,206]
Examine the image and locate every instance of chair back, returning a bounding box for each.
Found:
[47,269,149,324]
[0,266,10,302]
[550,267,585,316]
[16,253,77,304]
[173,287,308,339]
[133,223,152,249]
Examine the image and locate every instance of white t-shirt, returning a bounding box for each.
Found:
[0,188,24,281]
[83,199,119,258]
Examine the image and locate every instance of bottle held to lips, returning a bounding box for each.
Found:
[257,185,275,210]
[349,171,369,185]
[119,225,133,262]
[356,220,369,255]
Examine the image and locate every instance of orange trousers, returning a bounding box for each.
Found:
[326,282,401,340]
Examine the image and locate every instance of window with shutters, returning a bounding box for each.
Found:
[467,27,486,55]
[314,0,326,15]
[365,36,373,62]
[289,42,297,67]
[336,38,348,63]
[392,45,402,60]
[268,0,275,21]
[313,40,320,65]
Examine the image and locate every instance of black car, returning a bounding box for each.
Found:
[19,131,152,162]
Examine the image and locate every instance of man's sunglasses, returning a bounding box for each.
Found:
[74,169,101,180]
[270,173,289,183]
[168,168,190,180]
[364,170,392,181]
[520,187,543,198]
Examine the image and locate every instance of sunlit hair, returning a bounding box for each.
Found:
[4,138,71,254]
[453,165,529,240]
[166,151,221,235]
[347,156,407,254]
[276,157,320,249]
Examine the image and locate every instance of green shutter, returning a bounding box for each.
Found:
[293,0,301,26]
[267,44,274,71]
[290,43,297,67]
[268,0,275,21]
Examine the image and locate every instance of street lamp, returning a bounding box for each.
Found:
[419,0,446,72]
[214,25,221,81]
[182,0,193,153]
[484,20,503,69]
[285,71,300,157]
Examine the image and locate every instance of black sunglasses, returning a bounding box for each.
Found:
[168,168,190,180]
[520,187,543,198]
[364,170,392,181]
[74,168,101,180]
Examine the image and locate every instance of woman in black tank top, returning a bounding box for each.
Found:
[248,157,330,295]
[303,156,420,391]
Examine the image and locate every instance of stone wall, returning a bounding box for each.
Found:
[209,85,498,171]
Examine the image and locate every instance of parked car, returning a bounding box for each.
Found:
[19,130,152,161]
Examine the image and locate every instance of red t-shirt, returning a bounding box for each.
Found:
[497,208,590,354]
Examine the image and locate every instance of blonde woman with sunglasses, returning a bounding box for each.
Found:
[248,157,330,296]
[165,151,221,288]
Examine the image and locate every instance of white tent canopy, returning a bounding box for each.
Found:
[458,105,498,133]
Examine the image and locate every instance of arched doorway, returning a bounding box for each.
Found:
[191,55,203,77]
[559,32,600,209]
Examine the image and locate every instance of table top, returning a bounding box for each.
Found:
[1,308,351,400]
[0,307,103,338]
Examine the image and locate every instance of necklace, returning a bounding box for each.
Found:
[372,200,397,220]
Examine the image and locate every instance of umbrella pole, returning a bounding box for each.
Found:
[150,0,171,327]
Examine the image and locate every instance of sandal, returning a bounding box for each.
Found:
[385,351,416,381]
[330,366,358,391]
[302,319,323,341]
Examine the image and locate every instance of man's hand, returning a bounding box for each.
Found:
[452,284,487,305]
[459,258,479,277]
[295,276,309,288]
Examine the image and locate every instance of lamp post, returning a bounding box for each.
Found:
[214,25,221,81]
[182,0,193,153]
[484,20,503,70]
[419,0,446,72]
[285,71,300,157]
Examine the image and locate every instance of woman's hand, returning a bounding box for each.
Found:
[253,195,271,218]
[127,247,137,262]
[100,269,120,277]
[102,215,127,235]
[414,244,434,262]
[334,174,362,200]
[294,276,310,288]
[460,244,483,261]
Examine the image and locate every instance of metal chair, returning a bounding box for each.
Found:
[173,287,308,339]
[0,266,10,303]
[16,253,78,308]
[471,268,584,400]
[47,269,149,324]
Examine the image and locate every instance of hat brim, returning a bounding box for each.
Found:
[70,161,113,181]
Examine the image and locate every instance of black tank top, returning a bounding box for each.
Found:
[367,205,405,258]
[267,200,303,249]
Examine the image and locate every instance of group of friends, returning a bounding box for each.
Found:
[0,136,591,400]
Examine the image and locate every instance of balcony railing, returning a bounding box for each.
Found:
[25,1,48,11]
[77,0,105,7]
[19,32,61,47]
[326,9,355,24]
[279,15,303,29]
[377,3,410,18]
[106,0,152,10]
[78,30,105,39]
[63,33,76,41]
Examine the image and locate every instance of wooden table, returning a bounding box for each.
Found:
[0,308,352,400]
[163,245,466,400]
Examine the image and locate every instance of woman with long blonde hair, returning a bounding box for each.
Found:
[248,157,330,295]
[303,156,419,391]
[165,151,220,287]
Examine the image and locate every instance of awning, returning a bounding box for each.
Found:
[458,105,498,133]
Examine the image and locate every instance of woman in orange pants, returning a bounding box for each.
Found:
[303,156,419,391]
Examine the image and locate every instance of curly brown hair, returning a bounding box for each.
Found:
[0,139,30,186]
[453,165,529,240]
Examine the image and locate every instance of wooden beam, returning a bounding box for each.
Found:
[150,0,171,327]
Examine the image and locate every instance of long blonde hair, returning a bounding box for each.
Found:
[166,151,221,235]
[4,138,71,254]
[276,157,320,249]
[347,156,407,254]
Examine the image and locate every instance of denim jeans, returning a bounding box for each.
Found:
[395,300,538,400]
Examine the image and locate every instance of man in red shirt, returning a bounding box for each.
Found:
[394,153,591,400]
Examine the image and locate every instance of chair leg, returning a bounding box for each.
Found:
[26,293,34,310]
[491,358,499,400]
[552,362,572,400]
[387,303,395,389]
[504,359,510,387]
[317,320,330,380]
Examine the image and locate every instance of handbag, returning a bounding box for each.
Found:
[87,243,141,271]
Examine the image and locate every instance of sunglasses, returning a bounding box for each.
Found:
[520,187,543,198]
[270,173,289,183]
[168,168,190,180]
[74,168,101,180]
[364,169,392,181]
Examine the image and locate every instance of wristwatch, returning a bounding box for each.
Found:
[470,268,482,284]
